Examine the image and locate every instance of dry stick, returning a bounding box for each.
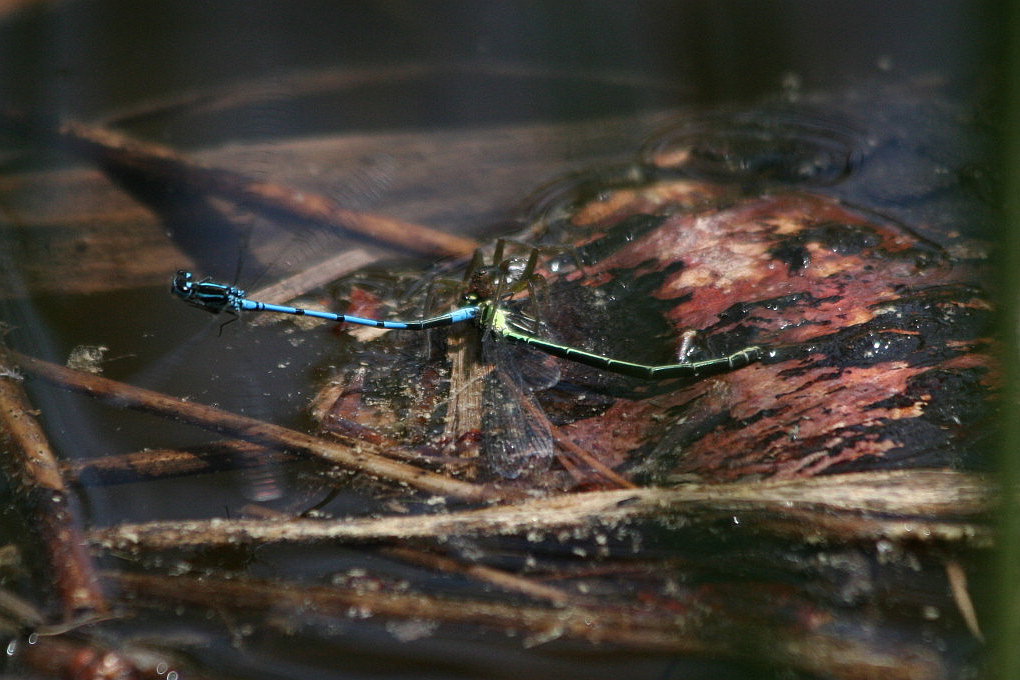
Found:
[110,570,949,680]
[88,470,994,553]
[0,346,108,621]
[10,350,494,503]
[54,119,480,259]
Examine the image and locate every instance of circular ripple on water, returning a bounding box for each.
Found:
[642,106,867,187]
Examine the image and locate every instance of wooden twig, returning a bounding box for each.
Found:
[33,116,480,259]
[945,559,984,642]
[110,569,710,651]
[0,346,107,621]
[110,570,950,680]
[61,440,284,486]
[9,349,494,503]
[88,470,994,553]
[247,248,380,306]
[382,546,572,606]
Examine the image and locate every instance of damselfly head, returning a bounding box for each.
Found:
[464,265,500,303]
[171,270,239,315]
[171,270,195,299]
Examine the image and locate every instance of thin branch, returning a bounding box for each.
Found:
[946,559,984,642]
[0,346,107,621]
[382,546,572,606]
[247,248,380,308]
[61,440,284,486]
[88,470,994,553]
[110,570,713,652]
[10,349,495,503]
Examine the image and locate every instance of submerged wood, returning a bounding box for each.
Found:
[0,111,668,298]
[111,569,950,680]
[61,440,284,486]
[10,349,494,503]
[33,116,480,259]
[0,346,107,621]
[381,546,572,606]
[14,635,153,680]
[88,470,994,552]
[545,187,996,483]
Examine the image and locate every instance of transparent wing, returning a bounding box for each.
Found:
[481,336,554,479]
[499,306,562,391]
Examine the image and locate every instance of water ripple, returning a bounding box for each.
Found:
[642,107,866,186]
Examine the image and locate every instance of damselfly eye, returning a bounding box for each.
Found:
[171,270,193,295]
